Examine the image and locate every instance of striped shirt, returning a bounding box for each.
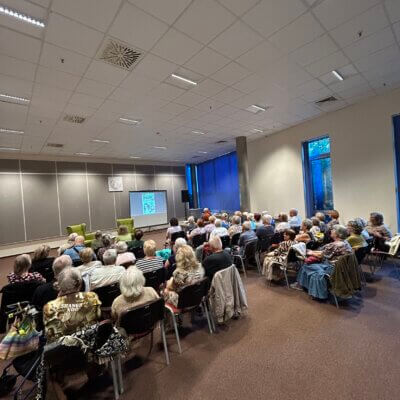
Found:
[136,257,164,273]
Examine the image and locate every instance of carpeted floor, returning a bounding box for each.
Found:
[1,236,400,400]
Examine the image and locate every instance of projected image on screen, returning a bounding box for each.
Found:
[129,191,168,227]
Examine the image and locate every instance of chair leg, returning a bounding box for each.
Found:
[110,360,120,400]
[283,269,289,289]
[206,298,216,332]
[255,252,262,275]
[160,320,170,365]
[240,257,247,278]
[202,300,213,334]
[165,307,182,354]
[332,294,339,309]
[116,356,124,394]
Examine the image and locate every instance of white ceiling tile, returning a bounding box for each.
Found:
[242,0,306,38]
[84,60,129,86]
[213,87,244,103]
[35,66,81,90]
[184,47,230,76]
[151,28,203,65]
[149,83,186,101]
[31,83,72,108]
[329,4,389,48]
[335,84,373,100]
[319,71,341,85]
[217,0,259,16]
[305,51,350,77]
[45,12,104,57]
[64,102,98,118]
[68,92,104,109]
[51,0,122,32]
[174,91,206,107]
[39,43,91,76]
[313,0,380,31]
[211,62,251,85]
[75,78,115,98]
[119,73,159,96]
[329,74,368,93]
[290,34,338,66]
[109,2,169,51]
[209,21,264,59]
[290,79,325,98]
[0,55,36,81]
[0,26,42,63]
[354,44,400,72]
[0,74,33,99]
[128,0,191,24]
[194,98,225,112]
[160,102,189,116]
[362,57,400,82]
[385,0,400,23]
[301,86,334,103]
[394,21,400,42]
[269,12,324,54]
[343,26,396,62]
[174,0,236,45]
[133,54,177,81]
[236,41,283,72]
[337,64,358,78]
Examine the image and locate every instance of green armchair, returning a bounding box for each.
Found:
[116,218,135,235]
[66,223,95,247]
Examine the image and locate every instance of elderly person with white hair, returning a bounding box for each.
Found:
[63,235,87,264]
[111,266,159,324]
[89,249,125,290]
[7,254,45,285]
[292,225,352,299]
[165,237,187,273]
[204,215,217,234]
[238,221,257,250]
[221,213,230,229]
[186,216,196,232]
[289,208,302,228]
[256,214,275,240]
[228,215,242,238]
[202,236,232,282]
[77,247,102,275]
[209,219,229,240]
[115,241,136,266]
[43,267,101,342]
[135,240,164,273]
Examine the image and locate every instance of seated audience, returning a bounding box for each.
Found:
[205,215,217,234]
[163,245,204,307]
[295,219,314,243]
[117,225,132,242]
[127,229,144,249]
[263,229,297,281]
[165,237,187,278]
[43,268,101,342]
[288,209,302,228]
[135,240,164,273]
[63,235,86,263]
[310,217,321,237]
[326,210,340,230]
[256,214,275,239]
[67,232,78,246]
[202,236,233,282]
[186,216,196,232]
[294,225,352,299]
[366,212,392,241]
[347,220,368,249]
[77,247,102,275]
[209,219,229,240]
[32,255,72,311]
[115,241,136,266]
[7,254,45,284]
[315,212,326,233]
[354,217,370,240]
[189,218,206,239]
[221,213,230,229]
[97,234,112,262]
[111,266,159,324]
[275,213,291,232]
[202,208,211,221]
[90,230,103,252]
[166,217,183,242]
[29,244,55,282]
[238,221,257,249]
[228,215,242,237]
[254,213,263,228]
[89,249,125,290]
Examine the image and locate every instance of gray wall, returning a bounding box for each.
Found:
[0,159,186,245]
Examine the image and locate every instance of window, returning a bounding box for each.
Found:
[303,136,334,216]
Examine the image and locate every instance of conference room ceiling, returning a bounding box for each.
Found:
[0,0,400,163]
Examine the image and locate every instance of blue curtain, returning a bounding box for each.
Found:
[195,152,240,212]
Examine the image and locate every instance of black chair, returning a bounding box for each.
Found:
[0,281,42,333]
[119,298,169,366]
[292,226,301,234]
[170,231,186,245]
[143,268,166,293]
[257,235,273,253]
[220,235,231,249]
[234,239,261,276]
[72,259,83,267]
[355,246,370,286]
[93,283,121,311]
[165,278,214,354]
[131,246,145,259]
[230,232,241,247]
[271,231,284,245]
[29,257,55,283]
[306,240,320,250]
[192,233,207,249]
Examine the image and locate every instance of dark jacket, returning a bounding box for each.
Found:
[330,253,361,298]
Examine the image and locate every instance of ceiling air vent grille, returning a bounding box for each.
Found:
[98,38,142,71]
[216,140,227,144]
[63,114,86,124]
[192,155,200,159]
[315,96,338,105]
[46,143,63,148]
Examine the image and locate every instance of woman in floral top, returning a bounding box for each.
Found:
[7,254,45,285]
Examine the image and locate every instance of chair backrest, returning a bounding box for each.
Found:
[306,240,319,250]
[177,277,209,309]
[66,223,86,237]
[73,259,83,267]
[220,235,231,249]
[355,246,369,264]
[130,246,145,259]
[171,230,186,244]
[93,283,121,308]
[44,344,86,370]
[257,235,273,252]
[271,231,284,244]
[192,233,207,248]
[292,226,301,234]
[231,232,241,247]
[243,239,258,259]
[119,298,165,335]
[30,257,55,283]
[143,268,166,292]
[116,218,134,233]
[286,247,304,264]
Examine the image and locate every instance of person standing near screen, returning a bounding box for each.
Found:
[166,217,183,242]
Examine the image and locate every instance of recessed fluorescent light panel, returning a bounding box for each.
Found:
[75,152,91,156]
[0,5,45,27]
[0,147,19,151]
[0,128,24,134]
[0,93,30,104]
[171,74,197,86]
[332,70,344,81]
[119,117,142,125]
[129,156,141,159]
[153,146,167,150]
[252,128,263,133]
[192,130,206,135]
[91,139,110,144]
[198,151,208,154]
[246,104,267,114]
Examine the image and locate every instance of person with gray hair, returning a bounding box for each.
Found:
[289,208,302,228]
[238,220,257,249]
[354,217,370,240]
[295,219,314,243]
[111,266,159,324]
[63,235,87,264]
[256,214,275,240]
[275,213,291,232]
[209,219,229,240]
[228,215,242,238]
[115,241,136,267]
[89,249,125,290]
[293,224,353,299]
[202,236,233,281]
[7,254,45,284]
[347,220,368,249]
[43,267,101,342]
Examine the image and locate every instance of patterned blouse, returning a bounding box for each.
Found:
[228,224,242,238]
[366,224,392,241]
[7,271,45,285]
[272,240,297,263]
[322,240,352,263]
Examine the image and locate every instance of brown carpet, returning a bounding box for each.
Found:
[1,238,400,400]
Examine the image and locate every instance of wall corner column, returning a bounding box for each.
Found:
[236,136,250,211]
